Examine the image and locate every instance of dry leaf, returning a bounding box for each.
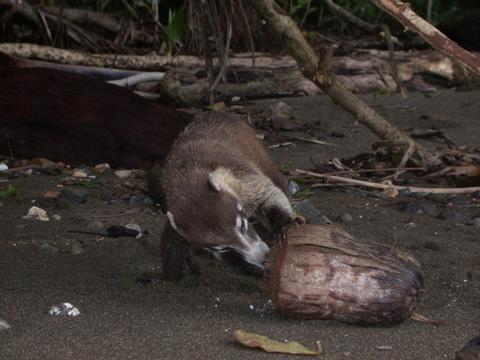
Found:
[233,329,321,356]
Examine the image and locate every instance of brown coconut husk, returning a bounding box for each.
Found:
[267,224,422,326]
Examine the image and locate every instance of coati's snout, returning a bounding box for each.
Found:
[166,170,270,269]
[213,214,270,269]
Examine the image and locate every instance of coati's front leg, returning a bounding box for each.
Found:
[160,221,191,283]
[261,186,295,240]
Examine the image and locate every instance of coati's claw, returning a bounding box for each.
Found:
[294,215,307,226]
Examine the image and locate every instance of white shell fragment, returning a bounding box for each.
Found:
[114,170,132,179]
[23,206,49,221]
[288,180,300,195]
[0,318,11,330]
[72,170,88,178]
[48,303,80,317]
[125,223,143,239]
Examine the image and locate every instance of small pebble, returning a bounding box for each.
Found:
[470,217,480,227]
[52,214,62,221]
[40,243,60,253]
[437,209,470,224]
[89,220,104,229]
[376,345,393,351]
[339,212,353,223]
[72,170,88,179]
[115,170,132,179]
[0,163,8,172]
[288,180,300,195]
[23,206,49,221]
[43,190,61,198]
[414,192,429,200]
[0,319,11,330]
[125,223,143,239]
[61,187,88,204]
[94,163,111,174]
[70,241,84,255]
[48,303,80,317]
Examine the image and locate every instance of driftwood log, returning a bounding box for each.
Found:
[0,54,190,169]
[267,224,422,326]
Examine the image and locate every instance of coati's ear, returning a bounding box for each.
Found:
[207,172,222,192]
[167,211,179,231]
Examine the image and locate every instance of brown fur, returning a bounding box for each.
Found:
[161,111,292,249]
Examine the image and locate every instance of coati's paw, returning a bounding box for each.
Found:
[266,206,295,240]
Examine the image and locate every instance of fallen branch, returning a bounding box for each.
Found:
[250,0,441,168]
[107,72,166,87]
[0,43,297,69]
[296,169,480,195]
[370,0,480,76]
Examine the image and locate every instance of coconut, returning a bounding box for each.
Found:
[267,224,422,326]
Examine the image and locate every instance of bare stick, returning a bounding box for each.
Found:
[297,169,480,195]
[249,0,441,168]
[107,72,166,87]
[290,136,338,147]
[91,210,138,219]
[320,167,427,175]
[370,0,480,76]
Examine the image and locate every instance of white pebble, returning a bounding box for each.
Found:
[115,170,132,179]
[94,163,111,174]
[72,170,88,179]
[23,206,49,222]
[48,302,80,317]
[0,319,11,330]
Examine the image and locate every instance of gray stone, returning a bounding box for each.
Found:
[437,209,470,224]
[0,319,11,331]
[70,240,84,255]
[293,199,322,224]
[470,217,480,227]
[61,187,88,204]
[339,212,353,223]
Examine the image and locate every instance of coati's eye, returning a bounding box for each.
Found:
[235,215,248,233]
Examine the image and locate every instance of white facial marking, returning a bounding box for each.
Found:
[235,215,242,229]
[166,211,178,231]
[233,228,270,268]
[241,218,248,233]
[207,172,222,192]
[237,202,243,212]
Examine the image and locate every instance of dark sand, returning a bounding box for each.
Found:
[1,90,479,359]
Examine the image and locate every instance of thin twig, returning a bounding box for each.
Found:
[296,169,480,194]
[381,23,406,97]
[410,311,443,326]
[2,165,36,174]
[268,142,293,148]
[290,136,337,147]
[91,209,138,219]
[321,166,427,176]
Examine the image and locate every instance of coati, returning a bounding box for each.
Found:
[158,111,294,282]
